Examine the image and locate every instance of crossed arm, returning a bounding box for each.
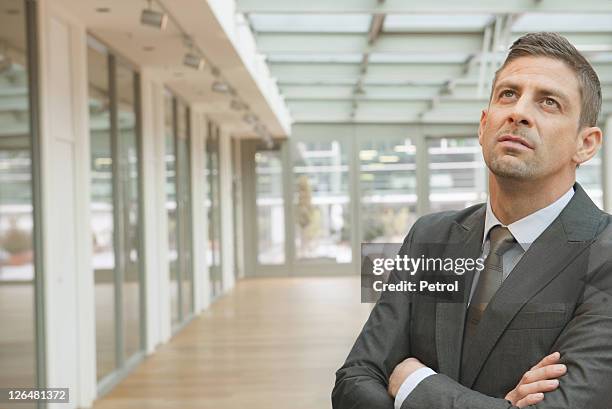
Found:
[332,255,612,409]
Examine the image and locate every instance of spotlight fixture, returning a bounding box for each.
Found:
[211,81,230,93]
[254,124,274,149]
[264,136,274,150]
[184,52,204,70]
[243,113,258,125]
[230,100,248,111]
[141,0,167,30]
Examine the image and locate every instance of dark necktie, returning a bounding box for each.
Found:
[463,225,516,343]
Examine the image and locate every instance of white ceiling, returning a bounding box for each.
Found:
[54,0,289,137]
[238,0,612,124]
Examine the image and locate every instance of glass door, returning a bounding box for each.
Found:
[242,133,355,276]
[426,136,487,213]
[255,145,286,265]
[291,136,352,268]
[87,38,144,389]
[358,135,418,243]
[241,139,290,275]
[0,1,41,406]
[164,92,193,329]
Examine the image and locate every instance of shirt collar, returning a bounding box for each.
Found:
[483,186,575,251]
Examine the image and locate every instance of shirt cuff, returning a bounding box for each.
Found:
[394,367,437,409]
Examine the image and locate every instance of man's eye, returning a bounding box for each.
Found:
[544,98,558,107]
[501,90,515,98]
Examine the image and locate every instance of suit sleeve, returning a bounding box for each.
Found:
[400,256,612,409]
[331,225,418,409]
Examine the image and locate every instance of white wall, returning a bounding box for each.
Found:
[37,1,96,408]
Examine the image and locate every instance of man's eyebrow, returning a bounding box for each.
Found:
[493,81,570,106]
[493,81,519,92]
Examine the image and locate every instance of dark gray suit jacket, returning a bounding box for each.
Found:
[333,183,612,409]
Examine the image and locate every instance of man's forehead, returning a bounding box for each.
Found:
[495,56,580,95]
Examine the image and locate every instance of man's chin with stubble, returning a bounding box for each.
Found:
[487,155,539,180]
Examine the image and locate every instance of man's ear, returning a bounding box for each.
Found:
[478,109,487,146]
[573,126,602,165]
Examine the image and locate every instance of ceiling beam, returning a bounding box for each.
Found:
[351,13,385,119]
[237,0,612,14]
[255,32,484,54]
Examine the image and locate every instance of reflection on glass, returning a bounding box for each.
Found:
[577,149,603,209]
[116,62,141,361]
[0,1,37,403]
[428,137,487,213]
[255,149,285,264]
[206,123,222,297]
[166,95,194,323]
[88,42,116,381]
[165,91,180,326]
[293,140,351,263]
[360,137,418,242]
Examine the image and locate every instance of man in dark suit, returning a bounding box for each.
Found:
[333,32,612,409]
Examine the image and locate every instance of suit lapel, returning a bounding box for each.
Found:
[435,205,485,381]
[460,183,604,388]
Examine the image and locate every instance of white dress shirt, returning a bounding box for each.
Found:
[394,186,575,409]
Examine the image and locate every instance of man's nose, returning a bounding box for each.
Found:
[507,97,533,127]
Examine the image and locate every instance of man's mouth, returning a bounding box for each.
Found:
[497,134,534,150]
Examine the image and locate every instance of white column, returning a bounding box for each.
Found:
[37,2,96,408]
[603,115,612,213]
[219,127,236,292]
[190,109,210,312]
[140,70,171,351]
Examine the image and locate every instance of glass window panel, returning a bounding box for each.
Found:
[513,13,612,32]
[255,149,285,264]
[176,101,193,318]
[360,137,417,242]
[206,123,222,297]
[577,149,603,209]
[249,13,371,33]
[591,53,612,63]
[369,52,470,64]
[293,139,351,263]
[116,62,142,361]
[87,42,116,381]
[0,1,37,403]
[428,137,487,213]
[384,14,492,32]
[266,53,363,64]
[164,92,180,325]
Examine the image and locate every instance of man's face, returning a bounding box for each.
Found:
[479,56,583,181]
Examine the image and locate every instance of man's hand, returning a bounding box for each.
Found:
[505,352,567,408]
[388,357,425,398]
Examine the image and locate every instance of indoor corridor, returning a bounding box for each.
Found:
[3,1,612,408]
[91,277,371,409]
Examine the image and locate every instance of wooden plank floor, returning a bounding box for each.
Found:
[92,277,372,409]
